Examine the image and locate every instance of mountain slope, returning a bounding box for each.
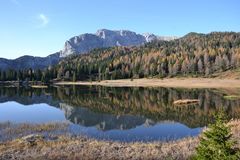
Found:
[55,32,240,81]
[0,52,60,70]
[0,29,176,70]
[60,29,177,57]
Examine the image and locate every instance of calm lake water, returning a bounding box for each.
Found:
[0,86,240,142]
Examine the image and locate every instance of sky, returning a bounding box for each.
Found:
[0,0,239,59]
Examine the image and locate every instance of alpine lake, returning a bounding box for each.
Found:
[0,85,240,142]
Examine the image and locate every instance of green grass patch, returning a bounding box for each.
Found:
[223,95,240,100]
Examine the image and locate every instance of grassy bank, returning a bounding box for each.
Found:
[0,122,69,142]
[55,78,240,89]
[1,120,240,160]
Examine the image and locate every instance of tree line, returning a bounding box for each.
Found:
[0,67,57,83]
[1,32,240,82]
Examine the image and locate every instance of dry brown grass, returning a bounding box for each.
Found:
[0,135,198,160]
[1,122,69,134]
[228,119,240,148]
[31,85,48,88]
[0,122,69,142]
[173,99,200,106]
[0,120,240,160]
[55,78,240,89]
[211,68,240,79]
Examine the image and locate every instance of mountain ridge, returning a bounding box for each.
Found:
[0,29,177,70]
[0,52,60,70]
[60,29,177,57]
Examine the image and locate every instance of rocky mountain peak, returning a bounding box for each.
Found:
[60,29,177,57]
[142,33,158,42]
[96,29,115,39]
[0,29,178,70]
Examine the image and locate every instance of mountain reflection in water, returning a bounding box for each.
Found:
[0,86,239,141]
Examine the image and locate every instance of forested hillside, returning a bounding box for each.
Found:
[55,32,240,81]
[1,32,240,82]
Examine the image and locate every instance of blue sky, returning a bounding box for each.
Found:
[0,0,239,59]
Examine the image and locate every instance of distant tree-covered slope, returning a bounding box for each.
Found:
[55,32,240,81]
[0,52,60,70]
[1,32,240,82]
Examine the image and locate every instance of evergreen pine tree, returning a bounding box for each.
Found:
[72,71,76,82]
[194,110,240,160]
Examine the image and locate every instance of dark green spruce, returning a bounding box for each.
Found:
[193,110,240,160]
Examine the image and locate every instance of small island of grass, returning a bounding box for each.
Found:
[31,85,48,88]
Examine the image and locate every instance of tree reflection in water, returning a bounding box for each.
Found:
[0,86,240,130]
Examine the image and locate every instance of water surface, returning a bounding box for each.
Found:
[0,86,239,142]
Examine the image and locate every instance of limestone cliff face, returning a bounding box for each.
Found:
[60,29,177,57]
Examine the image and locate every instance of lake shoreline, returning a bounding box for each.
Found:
[55,78,240,88]
[0,120,240,160]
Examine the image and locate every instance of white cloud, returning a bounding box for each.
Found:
[38,14,49,28]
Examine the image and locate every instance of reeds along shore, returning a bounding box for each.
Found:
[0,120,240,160]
